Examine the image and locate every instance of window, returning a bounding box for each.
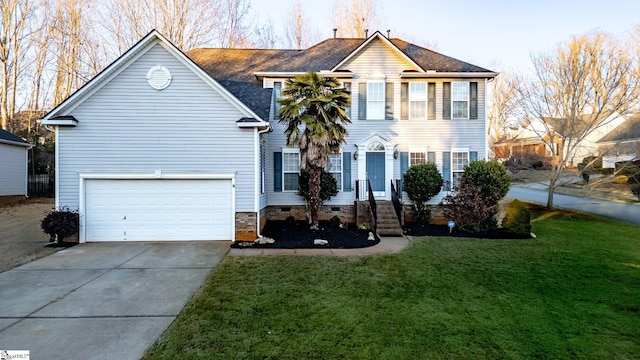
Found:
[451,151,469,187]
[409,83,426,119]
[546,142,558,157]
[273,82,282,119]
[367,82,385,120]
[329,153,343,191]
[452,82,469,119]
[343,82,352,119]
[283,151,300,191]
[410,151,426,166]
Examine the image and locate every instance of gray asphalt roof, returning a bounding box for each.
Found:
[187,36,494,121]
[598,115,640,143]
[0,128,30,146]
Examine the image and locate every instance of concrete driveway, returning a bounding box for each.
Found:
[0,241,229,359]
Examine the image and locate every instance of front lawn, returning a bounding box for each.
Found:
[145,207,640,359]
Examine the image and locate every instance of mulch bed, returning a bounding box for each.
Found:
[231,220,379,249]
[403,223,531,239]
[45,241,78,248]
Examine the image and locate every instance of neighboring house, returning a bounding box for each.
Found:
[0,129,33,200]
[493,113,626,168]
[598,114,640,168]
[40,30,496,243]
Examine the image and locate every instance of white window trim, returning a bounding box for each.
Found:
[409,149,427,166]
[367,81,385,120]
[451,148,470,187]
[409,82,427,120]
[282,148,300,192]
[451,81,470,120]
[328,152,343,192]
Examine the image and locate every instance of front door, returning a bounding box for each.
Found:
[366,152,385,193]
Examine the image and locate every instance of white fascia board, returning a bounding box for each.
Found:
[39,118,78,127]
[401,72,499,78]
[0,139,33,148]
[79,172,236,180]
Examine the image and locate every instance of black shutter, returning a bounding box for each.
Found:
[385,82,394,120]
[428,82,436,120]
[274,152,282,192]
[470,151,478,162]
[427,151,436,164]
[358,83,367,120]
[400,152,408,191]
[442,151,451,190]
[470,82,478,120]
[443,82,451,120]
[343,152,352,192]
[400,82,408,120]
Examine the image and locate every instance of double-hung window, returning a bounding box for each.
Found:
[410,151,426,166]
[367,81,385,120]
[273,81,283,120]
[328,153,343,191]
[451,151,469,187]
[282,150,300,191]
[409,83,427,119]
[452,82,469,119]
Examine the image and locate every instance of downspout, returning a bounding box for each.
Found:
[43,124,59,209]
[255,124,272,239]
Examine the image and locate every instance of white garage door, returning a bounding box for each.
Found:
[85,179,232,241]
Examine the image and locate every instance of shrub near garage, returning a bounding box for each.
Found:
[41,208,79,243]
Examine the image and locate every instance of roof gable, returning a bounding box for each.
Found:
[598,115,640,143]
[42,30,266,124]
[331,31,424,72]
[0,129,31,147]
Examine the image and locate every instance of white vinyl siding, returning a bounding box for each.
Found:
[282,151,300,191]
[409,83,426,119]
[367,81,385,120]
[452,82,469,119]
[56,43,257,212]
[329,153,342,191]
[0,143,29,196]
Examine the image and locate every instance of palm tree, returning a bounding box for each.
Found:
[278,70,351,229]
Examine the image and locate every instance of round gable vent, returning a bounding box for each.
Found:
[146,65,172,90]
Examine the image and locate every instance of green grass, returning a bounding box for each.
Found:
[145,208,640,359]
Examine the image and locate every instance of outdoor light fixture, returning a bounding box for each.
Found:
[354,144,359,160]
[393,149,399,159]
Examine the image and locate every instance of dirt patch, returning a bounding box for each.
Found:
[0,198,59,273]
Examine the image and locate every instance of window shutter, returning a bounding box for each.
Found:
[274,152,282,192]
[273,82,282,120]
[385,82,394,120]
[343,152,352,192]
[400,82,408,120]
[427,151,436,164]
[443,82,451,120]
[470,82,478,120]
[358,83,367,120]
[442,151,451,190]
[428,82,436,120]
[344,82,352,119]
[470,151,478,162]
[400,151,408,191]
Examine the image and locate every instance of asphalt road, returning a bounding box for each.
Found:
[508,184,640,226]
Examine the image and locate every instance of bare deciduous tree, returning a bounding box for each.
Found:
[284,1,319,49]
[331,0,384,38]
[488,71,522,145]
[519,31,640,208]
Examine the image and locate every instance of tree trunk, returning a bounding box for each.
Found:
[308,166,321,230]
[546,171,557,209]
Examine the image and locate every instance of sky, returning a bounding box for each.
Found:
[251,0,640,73]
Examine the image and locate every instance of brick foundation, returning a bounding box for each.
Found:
[235,212,258,241]
[264,204,355,224]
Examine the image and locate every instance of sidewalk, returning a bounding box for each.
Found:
[228,236,412,256]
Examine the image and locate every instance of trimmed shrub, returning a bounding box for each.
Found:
[41,208,79,243]
[441,180,498,233]
[298,169,339,204]
[462,160,511,205]
[614,175,629,184]
[404,162,444,225]
[329,215,341,228]
[502,199,531,237]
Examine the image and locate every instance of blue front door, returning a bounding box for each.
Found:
[366,152,385,192]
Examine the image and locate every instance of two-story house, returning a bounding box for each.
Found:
[40,30,496,243]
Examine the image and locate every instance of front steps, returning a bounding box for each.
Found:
[375,201,403,236]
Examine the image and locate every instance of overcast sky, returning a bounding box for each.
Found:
[251,0,640,72]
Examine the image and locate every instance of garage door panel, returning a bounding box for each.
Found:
[85,179,232,241]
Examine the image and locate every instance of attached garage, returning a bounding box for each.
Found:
[83,177,234,242]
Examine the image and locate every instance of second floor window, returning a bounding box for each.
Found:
[409,83,426,119]
[367,81,385,120]
[452,82,469,119]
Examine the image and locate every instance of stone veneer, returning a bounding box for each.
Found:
[264,205,355,224]
[235,212,257,241]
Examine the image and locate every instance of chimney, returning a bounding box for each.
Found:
[387,29,391,38]
[364,29,369,38]
[333,28,337,38]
